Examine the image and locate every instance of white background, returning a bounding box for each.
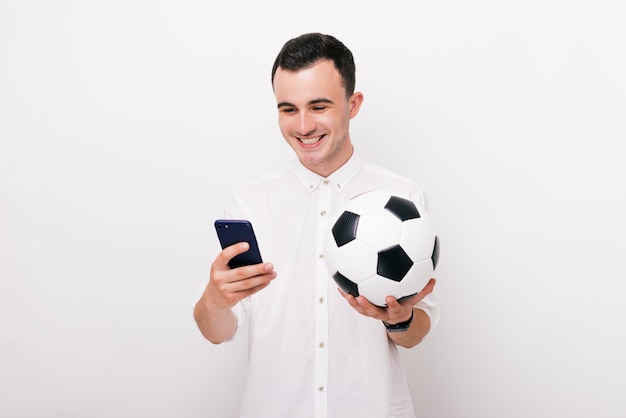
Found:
[1,1,625,417]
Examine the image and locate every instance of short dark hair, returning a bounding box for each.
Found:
[271,33,356,97]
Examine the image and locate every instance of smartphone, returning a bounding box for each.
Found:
[214,219,263,269]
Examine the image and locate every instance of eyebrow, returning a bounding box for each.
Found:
[277,98,334,109]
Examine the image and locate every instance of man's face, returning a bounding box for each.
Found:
[273,59,363,178]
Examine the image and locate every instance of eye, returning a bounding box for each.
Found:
[281,107,297,114]
[312,105,327,112]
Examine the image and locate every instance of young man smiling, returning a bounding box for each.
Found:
[274,58,360,178]
[194,33,439,418]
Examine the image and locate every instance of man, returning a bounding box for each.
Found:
[194,33,439,418]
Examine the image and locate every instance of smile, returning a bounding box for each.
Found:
[298,135,324,145]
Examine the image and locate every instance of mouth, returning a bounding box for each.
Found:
[297,135,324,145]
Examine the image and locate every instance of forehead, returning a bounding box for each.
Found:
[273,60,346,103]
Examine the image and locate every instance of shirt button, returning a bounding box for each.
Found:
[320,210,327,216]
[318,253,324,260]
[336,184,341,189]
[318,386,325,393]
[319,342,325,349]
[323,179,329,185]
[319,297,324,304]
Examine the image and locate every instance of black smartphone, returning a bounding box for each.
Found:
[214,219,263,269]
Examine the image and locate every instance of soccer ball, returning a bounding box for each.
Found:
[324,190,440,307]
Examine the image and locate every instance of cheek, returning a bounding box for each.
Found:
[277,116,290,134]
[278,119,298,145]
[324,109,349,129]
[315,114,335,132]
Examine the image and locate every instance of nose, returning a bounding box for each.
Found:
[297,111,316,136]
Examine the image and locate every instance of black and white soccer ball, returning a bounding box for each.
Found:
[324,190,440,307]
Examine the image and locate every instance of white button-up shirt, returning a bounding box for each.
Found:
[225,154,439,418]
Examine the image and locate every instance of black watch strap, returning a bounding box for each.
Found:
[383,310,414,333]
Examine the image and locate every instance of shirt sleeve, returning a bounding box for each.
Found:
[415,289,440,330]
[228,296,250,341]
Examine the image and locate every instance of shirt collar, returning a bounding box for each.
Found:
[294,153,364,193]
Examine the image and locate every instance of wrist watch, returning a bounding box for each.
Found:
[383,310,414,333]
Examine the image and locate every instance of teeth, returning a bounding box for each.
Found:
[299,136,322,145]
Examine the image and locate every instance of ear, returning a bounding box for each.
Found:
[348,92,364,119]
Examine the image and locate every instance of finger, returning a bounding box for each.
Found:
[382,296,413,323]
[385,295,403,312]
[338,288,366,314]
[354,295,387,319]
[396,278,437,307]
[231,272,275,296]
[230,262,275,282]
[337,288,356,305]
[421,278,436,294]
[211,267,276,308]
[215,242,251,269]
[414,278,436,301]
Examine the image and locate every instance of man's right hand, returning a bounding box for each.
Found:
[207,242,276,310]
[193,242,276,344]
